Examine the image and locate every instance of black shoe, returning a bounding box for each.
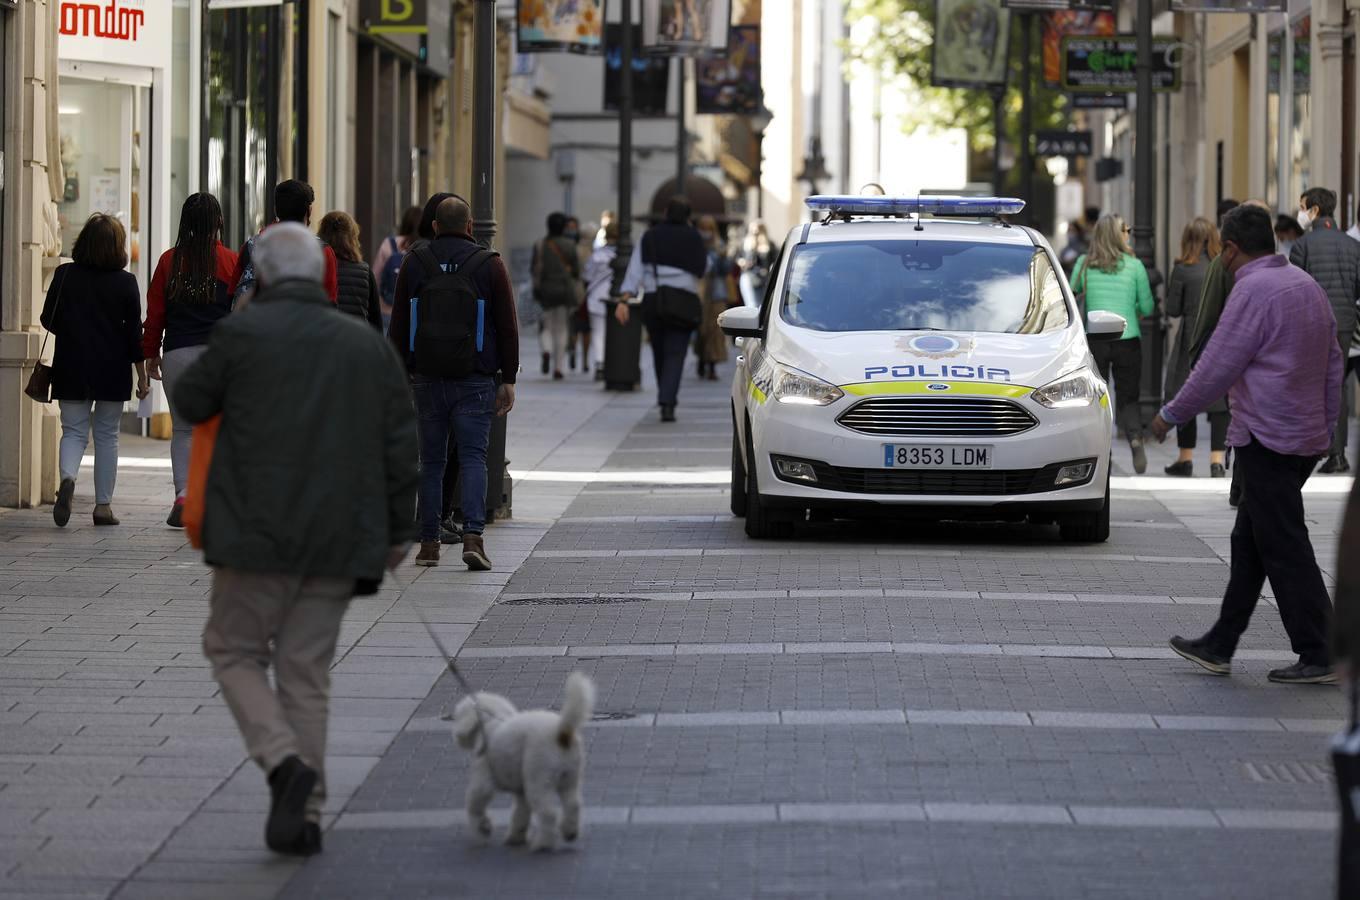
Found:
[1164,460,1193,478]
[1168,635,1231,676]
[1210,463,1226,478]
[274,821,323,857]
[53,478,75,528]
[440,517,463,546]
[1319,454,1350,474]
[660,405,676,423]
[1267,662,1337,685]
[1129,439,1148,475]
[568,351,576,371]
[266,756,318,854]
[541,352,550,375]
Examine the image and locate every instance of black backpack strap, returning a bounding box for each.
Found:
[413,246,444,281]
[459,248,499,278]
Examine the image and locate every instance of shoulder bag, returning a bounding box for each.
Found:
[646,235,702,331]
[25,269,69,404]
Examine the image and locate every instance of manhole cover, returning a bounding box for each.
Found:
[1242,761,1333,785]
[502,596,651,606]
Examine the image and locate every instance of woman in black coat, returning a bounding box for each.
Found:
[40,213,148,527]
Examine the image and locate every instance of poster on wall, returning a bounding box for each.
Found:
[516,0,605,54]
[695,25,759,114]
[603,24,671,117]
[931,0,1011,88]
[641,0,730,56]
[1042,10,1114,86]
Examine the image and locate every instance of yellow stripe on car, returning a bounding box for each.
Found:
[840,381,1034,399]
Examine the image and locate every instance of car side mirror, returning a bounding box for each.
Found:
[1086,310,1127,342]
[720,306,763,339]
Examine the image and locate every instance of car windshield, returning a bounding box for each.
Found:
[781,239,1070,335]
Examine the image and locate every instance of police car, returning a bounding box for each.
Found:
[720,196,1127,542]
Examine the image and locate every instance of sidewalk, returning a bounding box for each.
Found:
[0,353,651,900]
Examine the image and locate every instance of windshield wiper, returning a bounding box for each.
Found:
[893,326,945,331]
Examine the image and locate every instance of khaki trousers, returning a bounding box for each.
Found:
[203,568,353,820]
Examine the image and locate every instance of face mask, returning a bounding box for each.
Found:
[1297,208,1313,231]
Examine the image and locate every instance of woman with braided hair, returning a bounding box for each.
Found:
[141,192,238,527]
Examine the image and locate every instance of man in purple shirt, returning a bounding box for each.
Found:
[1151,205,1343,685]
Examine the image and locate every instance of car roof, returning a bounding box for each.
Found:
[792,218,1038,247]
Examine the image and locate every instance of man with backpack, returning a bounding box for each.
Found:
[229,180,340,306]
[388,196,519,570]
[530,212,582,380]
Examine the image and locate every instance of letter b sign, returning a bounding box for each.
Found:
[382,0,413,21]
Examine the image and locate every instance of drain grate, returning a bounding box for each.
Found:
[592,711,639,721]
[502,595,652,606]
[1242,761,1333,785]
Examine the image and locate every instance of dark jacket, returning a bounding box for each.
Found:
[335,258,384,331]
[1163,257,1210,398]
[1289,217,1360,342]
[531,235,582,308]
[643,222,708,277]
[389,233,521,383]
[1337,476,1360,664]
[40,263,144,402]
[173,279,419,586]
[142,243,239,357]
[1185,254,1232,415]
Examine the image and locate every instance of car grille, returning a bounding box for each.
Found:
[836,396,1038,437]
[797,460,1095,496]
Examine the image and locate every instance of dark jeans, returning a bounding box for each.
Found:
[643,304,693,408]
[1091,337,1142,439]
[1176,411,1230,451]
[412,374,494,542]
[1204,439,1332,666]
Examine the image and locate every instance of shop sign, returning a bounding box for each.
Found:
[363,0,425,35]
[931,0,1011,89]
[1170,0,1284,10]
[1061,35,1181,93]
[1035,130,1092,156]
[1071,92,1127,109]
[59,0,171,71]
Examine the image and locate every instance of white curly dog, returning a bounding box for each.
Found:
[450,671,595,851]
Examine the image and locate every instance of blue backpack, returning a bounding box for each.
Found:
[379,235,406,305]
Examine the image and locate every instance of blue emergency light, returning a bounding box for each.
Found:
[804,195,1026,217]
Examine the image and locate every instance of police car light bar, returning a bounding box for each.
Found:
[804,195,1027,218]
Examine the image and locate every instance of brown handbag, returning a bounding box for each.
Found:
[24,270,68,404]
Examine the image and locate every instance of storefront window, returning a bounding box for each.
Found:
[1290,15,1311,208]
[204,1,301,248]
[57,78,152,288]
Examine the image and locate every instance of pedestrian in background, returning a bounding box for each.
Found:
[229,180,339,305]
[1275,214,1304,258]
[142,192,238,528]
[390,197,519,570]
[531,212,581,381]
[1162,216,1225,479]
[583,221,619,380]
[174,223,418,856]
[42,214,149,529]
[372,205,422,334]
[1069,214,1155,473]
[318,211,383,331]
[565,215,592,374]
[1058,219,1088,275]
[737,220,776,308]
[594,210,616,249]
[695,214,735,381]
[1290,187,1360,474]
[1155,204,1342,685]
[617,196,708,423]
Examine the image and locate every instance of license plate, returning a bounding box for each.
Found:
[883,444,992,469]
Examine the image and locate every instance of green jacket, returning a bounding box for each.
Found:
[1069,253,1155,339]
[174,279,419,587]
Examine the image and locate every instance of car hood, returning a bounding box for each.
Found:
[766,326,1089,394]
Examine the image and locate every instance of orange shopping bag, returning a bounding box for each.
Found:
[183,415,221,549]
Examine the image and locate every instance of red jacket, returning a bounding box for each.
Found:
[226,224,340,303]
[142,242,239,359]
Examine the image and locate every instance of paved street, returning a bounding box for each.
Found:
[2,356,1353,899]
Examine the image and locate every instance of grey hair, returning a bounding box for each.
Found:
[254,222,325,286]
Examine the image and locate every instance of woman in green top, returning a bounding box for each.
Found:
[1070,214,1156,474]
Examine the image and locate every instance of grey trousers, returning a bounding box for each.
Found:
[159,344,208,497]
[203,568,353,821]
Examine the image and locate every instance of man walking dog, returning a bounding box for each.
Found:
[174,223,418,855]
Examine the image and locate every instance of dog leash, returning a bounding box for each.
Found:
[388,568,490,755]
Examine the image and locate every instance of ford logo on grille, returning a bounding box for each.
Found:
[927,383,950,391]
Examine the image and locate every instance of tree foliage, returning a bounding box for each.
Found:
[847,0,1072,153]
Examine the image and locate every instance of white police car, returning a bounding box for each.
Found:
[720,196,1126,542]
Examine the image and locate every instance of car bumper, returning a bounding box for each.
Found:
[750,398,1111,508]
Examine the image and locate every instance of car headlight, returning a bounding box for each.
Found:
[757,357,844,406]
[1031,369,1105,409]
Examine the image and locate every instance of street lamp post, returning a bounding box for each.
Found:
[749,102,773,221]
[1133,0,1160,426]
[471,0,498,247]
[1019,12,1034,219]
[605,0,642,392]
[990,84,1006,196]
[675,57,687,194]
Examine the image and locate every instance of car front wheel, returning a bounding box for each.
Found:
[744,430,793,540]
[730,415,748,518]
[1058,477,1110,543]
